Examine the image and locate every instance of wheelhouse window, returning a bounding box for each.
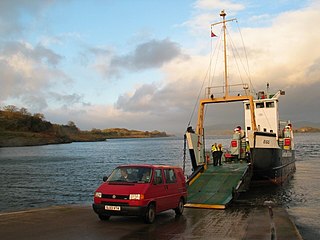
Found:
[266,102,275,108]
[256,102,264,108]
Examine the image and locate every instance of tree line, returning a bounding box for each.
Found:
[0,105,78,135]
[0,105,168,147]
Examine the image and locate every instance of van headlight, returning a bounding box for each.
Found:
[129,194,144,200]
[94,192,102,198]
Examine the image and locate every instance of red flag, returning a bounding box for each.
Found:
[211,31,217,37]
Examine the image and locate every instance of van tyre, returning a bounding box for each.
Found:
[144,204,155,224]
[174,198,184,216]
[98,214,110,221]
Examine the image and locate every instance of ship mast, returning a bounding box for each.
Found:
[222,10,228,97]
[195,10,257,135]
[211,10,236,98]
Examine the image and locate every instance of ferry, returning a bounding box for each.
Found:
[184,10,295,209]
[243,89,296,184]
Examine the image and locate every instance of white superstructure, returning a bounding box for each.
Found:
[244,90,285,139]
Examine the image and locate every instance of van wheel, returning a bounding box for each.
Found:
[174,198,184,216]
[98,214,110,221]
[144,204,155,224]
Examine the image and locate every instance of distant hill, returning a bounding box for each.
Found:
[0,106,169,147]
[97,128,168,138]
[203,123,239,136]
[294,126,320,133]
[292,121,320,129]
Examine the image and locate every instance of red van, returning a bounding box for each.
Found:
[92,164,187,223]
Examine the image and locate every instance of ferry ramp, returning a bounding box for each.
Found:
[185,162,251,209]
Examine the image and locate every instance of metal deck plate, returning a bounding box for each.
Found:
[186,162,249,209]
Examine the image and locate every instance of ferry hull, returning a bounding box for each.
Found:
[251,148,296,185]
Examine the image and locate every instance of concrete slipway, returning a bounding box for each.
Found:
[0,205,302,240]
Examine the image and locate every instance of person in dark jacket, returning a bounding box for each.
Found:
[217,144,223,165]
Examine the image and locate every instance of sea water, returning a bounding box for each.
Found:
[0,133,319,238]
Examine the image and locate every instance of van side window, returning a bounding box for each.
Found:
[153,169,163,184]
[164,169,176,184]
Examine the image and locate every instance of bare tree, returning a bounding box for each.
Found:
[33,113,45,120]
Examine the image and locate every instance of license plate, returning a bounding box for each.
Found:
[105,205,121,211]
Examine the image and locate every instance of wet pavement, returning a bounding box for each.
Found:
[0,205,302,240]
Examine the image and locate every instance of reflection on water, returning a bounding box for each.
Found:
[0,133,320,238]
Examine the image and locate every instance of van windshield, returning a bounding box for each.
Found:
[107,167,152,183]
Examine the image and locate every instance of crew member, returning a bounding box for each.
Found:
[234,126,245,139]
[217,143,223,166]
[245,141,251,162]
[211,143,219,166]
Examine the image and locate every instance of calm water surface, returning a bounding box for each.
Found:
[0,133,319,238]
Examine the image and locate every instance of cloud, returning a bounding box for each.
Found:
[21,94,48,111]
[0,41,66,98]
[0,1,81,110]
[194,0,244,12]
[92,38,188,78]
[108,3,320,133]
[239,5,320,88]
[305,57,320,83]
[181,0,244,38]
[50,92,83,104]
[2,41,62,66]
[0,40,77,113]
[40,32,83,47]
[114,66,203,115]
[279,80,320,122]
[44,101,190,133]
[0,0,53,37]
[114,38,185,70]
[115,83,157,112]
[1,0,320,134]
[0,1,88,114]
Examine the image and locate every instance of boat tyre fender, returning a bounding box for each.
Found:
[174,198,184,216]
[144,203,156,224]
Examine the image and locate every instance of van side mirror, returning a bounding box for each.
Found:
[103,176,108,182]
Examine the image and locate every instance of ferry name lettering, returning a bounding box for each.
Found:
[263,140,270,144]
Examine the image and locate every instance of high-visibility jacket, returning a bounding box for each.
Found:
[246,143,250,152]
[211,145,218,152]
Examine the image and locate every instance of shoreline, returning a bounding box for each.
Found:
[0,135,173,148]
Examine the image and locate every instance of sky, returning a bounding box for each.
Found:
[1,0,319,134]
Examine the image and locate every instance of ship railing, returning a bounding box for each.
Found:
[205,83,251,99]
